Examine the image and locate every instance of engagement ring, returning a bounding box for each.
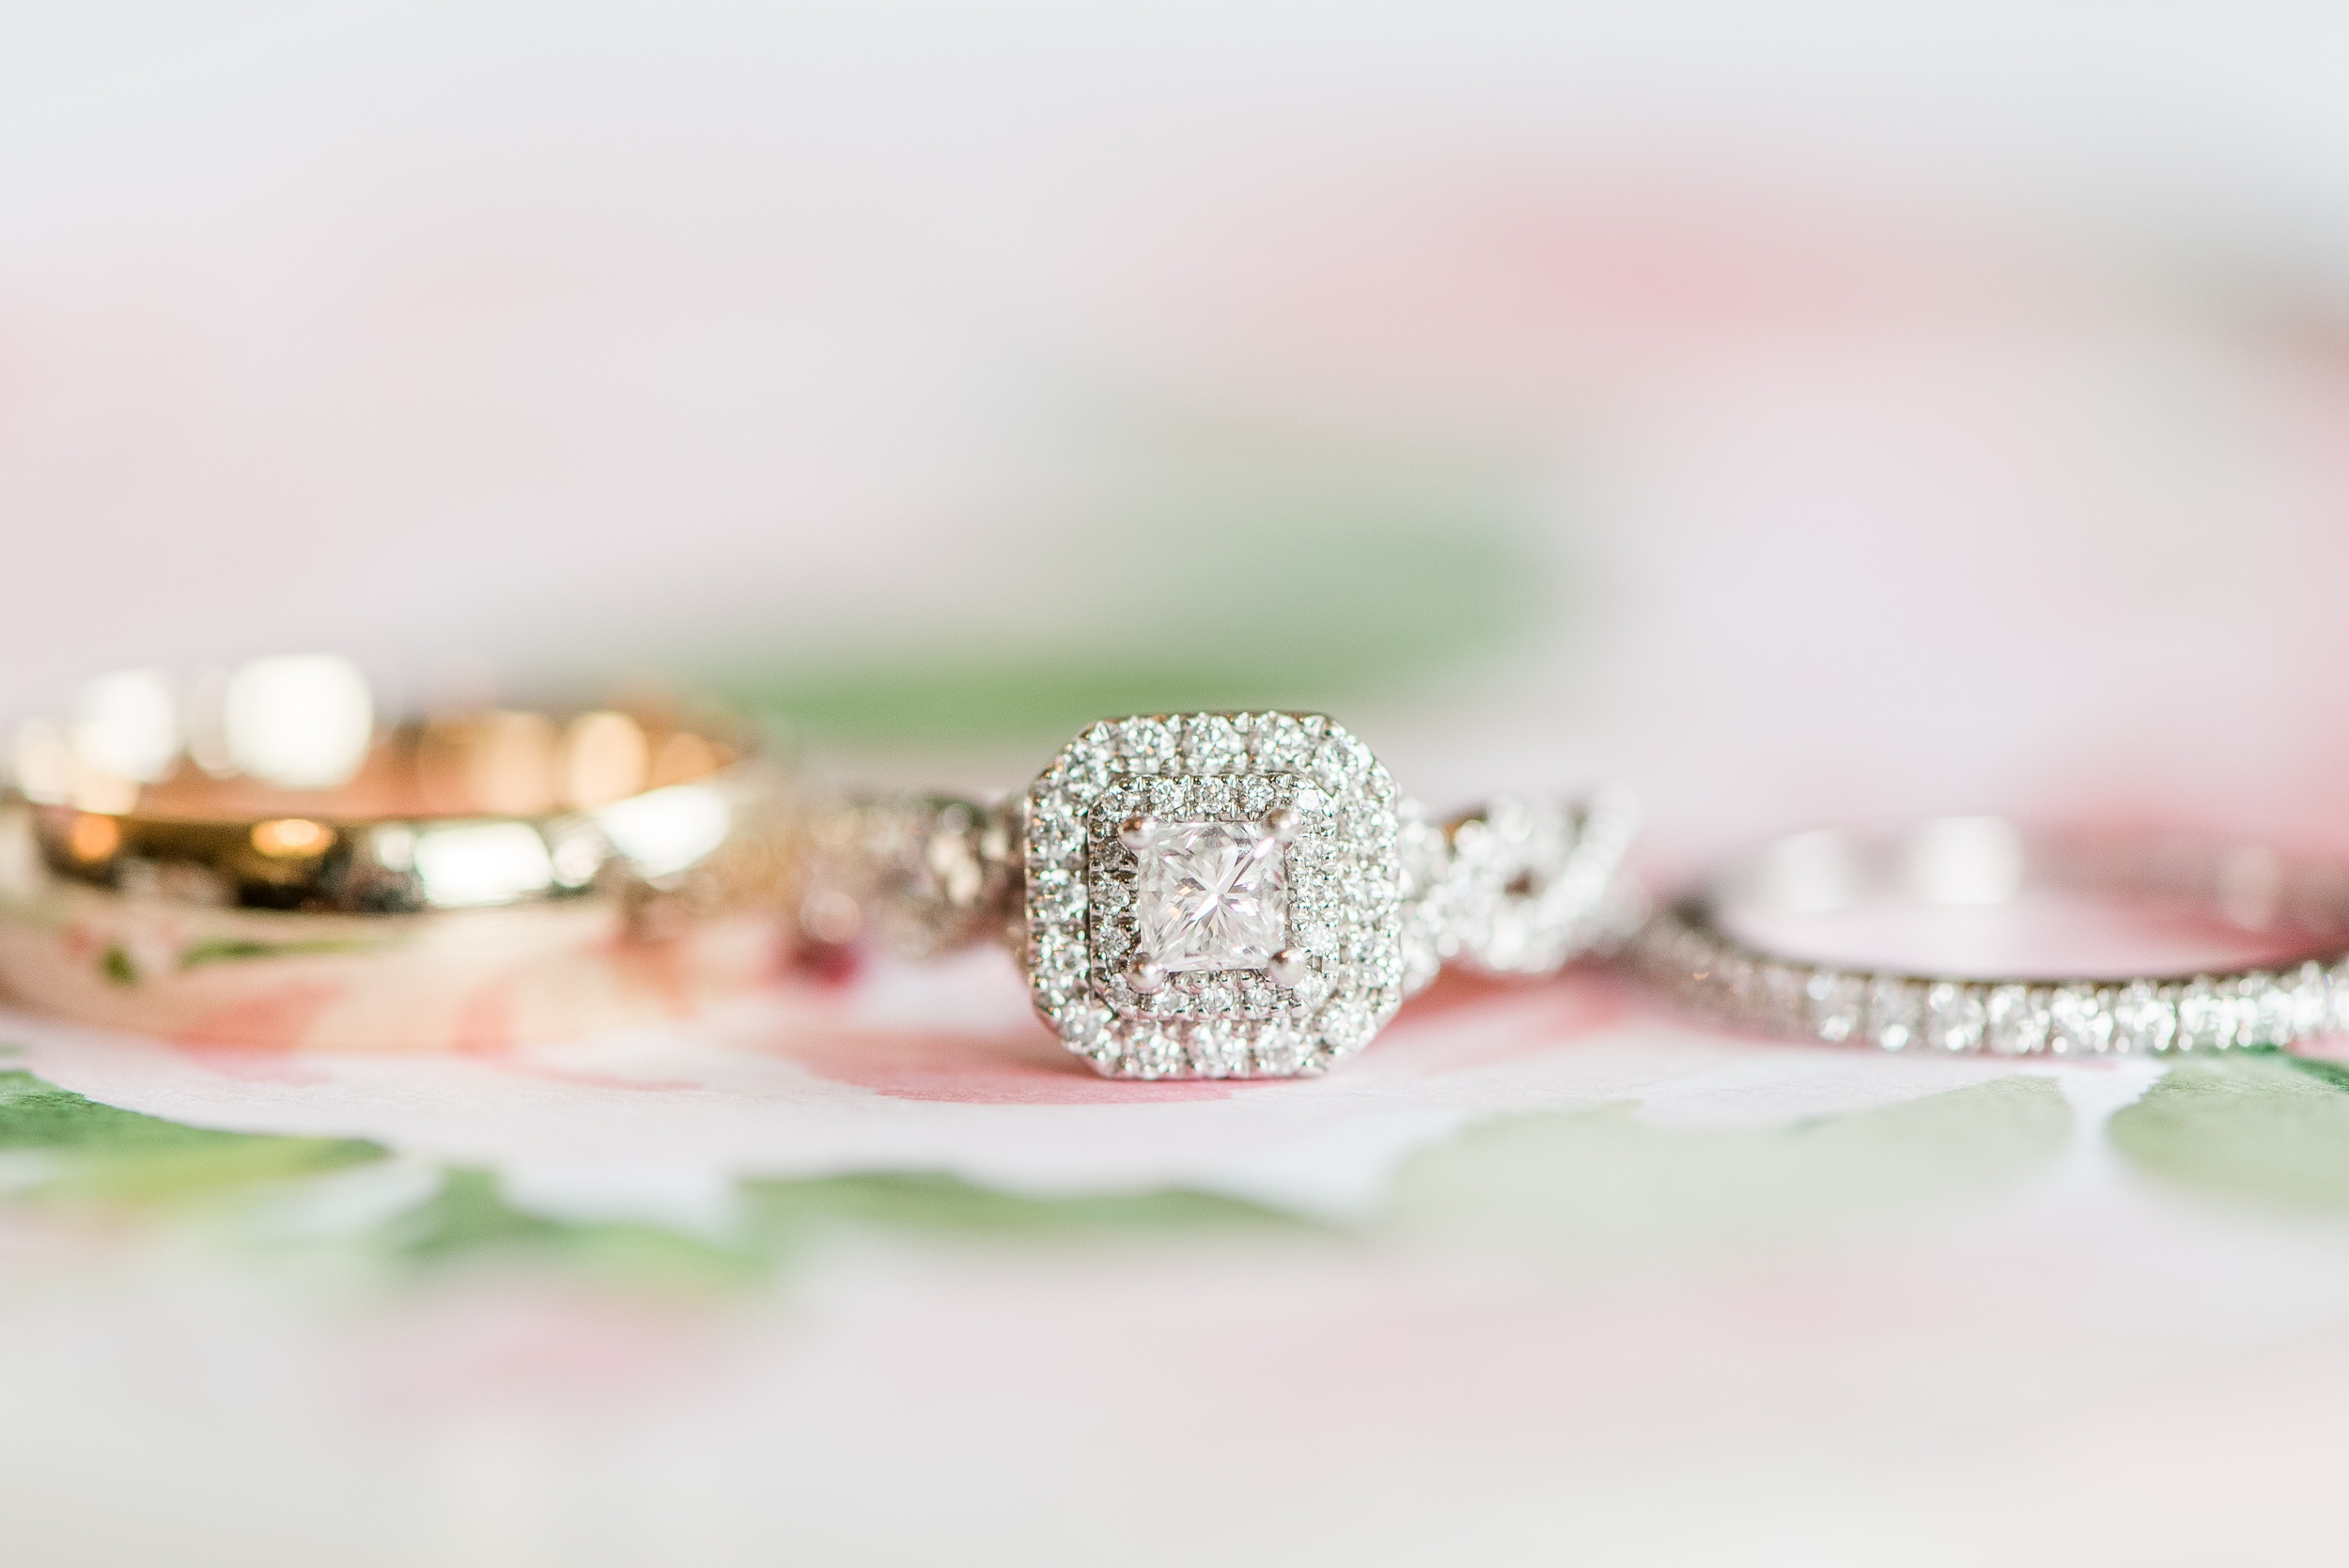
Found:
[808,712,1641,1079]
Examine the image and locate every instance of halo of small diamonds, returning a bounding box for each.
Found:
[1023,713,1406,1079]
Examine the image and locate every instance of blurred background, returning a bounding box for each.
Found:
[10,4,2349,1564]
[12,2,2349,849]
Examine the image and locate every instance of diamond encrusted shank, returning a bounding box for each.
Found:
[1022,713,1407,1079]
[1409,790,1646,983]
[1636,902,2349,1058]
[1635,818,2349,1059]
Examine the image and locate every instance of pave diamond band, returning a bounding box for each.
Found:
[1404,789,1646,988]
[800,792,1020,959]
[1640,817,2349,1056]
[807,712,1641,1079]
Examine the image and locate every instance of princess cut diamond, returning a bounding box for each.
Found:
[1129,818,1289,972]
[1026,713,1408,1078]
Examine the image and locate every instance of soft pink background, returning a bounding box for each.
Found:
[8,5,2349,1565]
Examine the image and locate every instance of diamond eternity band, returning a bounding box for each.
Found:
[805,712,1642,1079]
[1638,816,2349,1056]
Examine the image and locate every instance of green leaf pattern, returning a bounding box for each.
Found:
[2108,1051,2349,1211]
[0,1067,1307,1287]
[13,1042,2349,1292]
[1390,1077,2074,1256]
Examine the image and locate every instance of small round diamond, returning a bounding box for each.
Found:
[1062,1001,1115,1058]
[1755,963,1806,1032]
[1060,753,1110,798]
[1182,714,1246,771]
[1805,970,1865,1043]
[1033,934,1083,984]
[1984,985,2050,1055]
[1118,717,1177,771]
[1187,1023,1244,1077]
[2244,972,2296,1048]
[2178,977,2232,1051]
[2291,960,2332,1038]
[1031,868,1084,922]
[1121,1030,1181,1078]
[1249,715,1303,768]
[2111,983,2176,1054]
[1922,982,1986,1052]
[1320,1000,1378,1052]
[1252,1024,1308,1075]
[1030,796,1083,862]
[1867,976,1921,1051]
[2047,986,2112,1055]
[1310,737,1363,792]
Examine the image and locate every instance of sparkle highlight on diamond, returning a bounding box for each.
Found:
[1128,817,1290,973]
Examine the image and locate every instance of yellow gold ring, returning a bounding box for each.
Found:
[0,656,799,1051]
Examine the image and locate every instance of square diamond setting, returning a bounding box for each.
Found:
[1023,713,1406,1079]
[1085,771,1321,1017]
[1128,817,1288,972]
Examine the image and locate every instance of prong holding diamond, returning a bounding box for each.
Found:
[1022,712,1421,1079]
[1267,948,1312,987]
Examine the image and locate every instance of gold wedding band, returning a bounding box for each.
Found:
[0,657,799,1050]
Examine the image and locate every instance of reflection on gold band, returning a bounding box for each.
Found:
[0,657,802,1052]
[66,813,120,863]
[561,710,651,807]
[250,818,334,859]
